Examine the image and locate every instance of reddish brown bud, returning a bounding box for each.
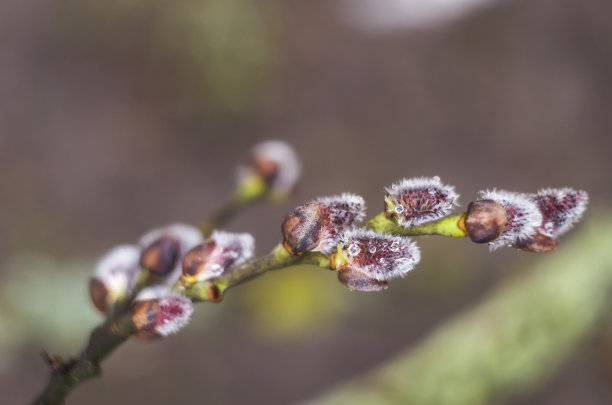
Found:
[181,231,254,283]
[464,200,507,243]
[89,278,109,314]
[246,140,301,197]
[281,203,322,255]
[91,245,141,313]
[132,289,194,339]
[139,235,180,277]
[476,190,543,250]
[513,233,558,253]
[337,267,389,292]
[182,240,217,277]
[132,300,160,339]
[282,194,366,255]
[252,156,279,186]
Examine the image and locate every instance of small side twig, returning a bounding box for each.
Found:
[32,314,135,405]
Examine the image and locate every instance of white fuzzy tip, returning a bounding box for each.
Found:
[340,229,421,281]
[190,230,256,281]
[385,176,459,227]
[478,189,543,250]
[155,295,194,337]
[139,223,203,252]
[134,285,173,302]
[94,245,141,300]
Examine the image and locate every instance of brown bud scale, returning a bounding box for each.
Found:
[140,235,180,276]
[514,232,558,253]
[182,240,217,277]
[465,200,507,243]
[281,203,322,254]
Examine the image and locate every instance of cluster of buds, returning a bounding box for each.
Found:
[89,143,589,340]
[89,223,202,315]
[90,223,255,337]
[281,176,588,291]
[463,188,588,252]
[282,193,421,291]
[89,139,302,339]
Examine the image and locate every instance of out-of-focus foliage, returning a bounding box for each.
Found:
[56,0,275,112]
[317,215,612,404]
[0,254,99,369]
[238,265,350,339]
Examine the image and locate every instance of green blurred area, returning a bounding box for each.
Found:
[56,0,275,113]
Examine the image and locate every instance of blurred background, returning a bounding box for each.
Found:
[1,0,611,404]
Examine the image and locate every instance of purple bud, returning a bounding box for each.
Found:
[90,245,141,314]
[282,193,366,254]
[182,230,254,282]
[385,176,459,227]
[477,189,543,250]
[333,229,420,290]
[132,287,194,339]
[530,188,588,238]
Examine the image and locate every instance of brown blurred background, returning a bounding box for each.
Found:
[1,0,611,404]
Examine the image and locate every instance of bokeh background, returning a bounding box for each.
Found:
[1,0,611,404]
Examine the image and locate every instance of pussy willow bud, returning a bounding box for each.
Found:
[384,176,459,227]
[139,223,203,282]
[239,140,301,199]
[331,229,420,291]
[464,200,507,243]
[90,245,141,314]
[530,188,588,239]
[477,189,543,250]
[132,286,194,339]
[182,230,254,283]
[512,188,588,252]
[282,193,366,254]
[140,235,179,277]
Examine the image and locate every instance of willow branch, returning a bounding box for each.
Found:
[32,313,135,405]
[181,244,330,302]
[367,212,468,237]
[199,195,261,237]
[32,189,265,404]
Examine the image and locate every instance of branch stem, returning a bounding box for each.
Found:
[181,244,331,301]
[367,213,468,237]
[32,314,135,405]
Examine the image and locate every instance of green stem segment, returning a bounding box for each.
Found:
[367,213,468,237]
[181,244,331,301]
[200,173,272,237]
[199,195,261,237]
